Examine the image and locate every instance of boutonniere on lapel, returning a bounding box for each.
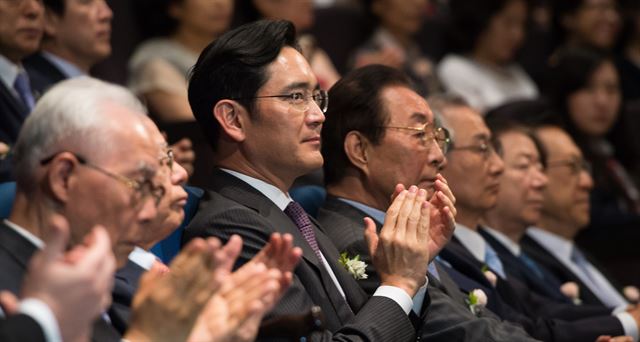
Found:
[338,252,368,280]
[481,265,498,287]
[560,282,582,305]
[467,289,488,316]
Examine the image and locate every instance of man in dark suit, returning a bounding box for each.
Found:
[184,20,435,341]
[436,95,640,341]
[521,125,636,309]
[24,0,112,94]
[0,0,44,181]
[315,64,537,341]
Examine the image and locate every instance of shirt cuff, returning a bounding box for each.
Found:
[613,304,629,315]
[615,311,639,342]
[372,277,429,315]
[18,298,62,342]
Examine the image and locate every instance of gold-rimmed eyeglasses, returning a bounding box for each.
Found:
[547,158,592,175]
[379,123,451,153]
[40,152,166,207]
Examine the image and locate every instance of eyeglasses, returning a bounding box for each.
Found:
[161,148,174,171]
[547,158,592,175]
[40,152,166,207]
[234,89,329,113]
[379,123,451,153]
[449,141,502,160]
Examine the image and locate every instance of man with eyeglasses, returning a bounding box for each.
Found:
[316,65,547,341]
[184,20,437,341]
[522,125,640,312]
[435,96,640,341]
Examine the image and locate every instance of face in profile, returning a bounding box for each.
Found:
[240,46,325,185]
[45,0,113,66]
[364,85,446,205]
[441,106,504,214]
[537,126,594,230]
[487,130,548,228]
[567,60,621,137]
[0,0,44,62]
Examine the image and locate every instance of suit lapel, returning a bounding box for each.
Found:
[0,82,27,143]
[0,222,38,271]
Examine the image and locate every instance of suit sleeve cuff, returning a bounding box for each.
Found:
[615,311,639,341]
[372,276,429,315]
[18,298,62,342]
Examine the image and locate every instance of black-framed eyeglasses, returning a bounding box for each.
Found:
[449,140,502,160]
[547,158,592,175]
[233,89,329,113]
[379,123,451,153]
[40,152,166,207]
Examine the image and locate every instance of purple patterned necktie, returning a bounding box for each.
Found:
[284,201,325,264]
[13,72,35,114]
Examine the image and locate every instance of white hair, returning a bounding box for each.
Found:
[13,77,148,192]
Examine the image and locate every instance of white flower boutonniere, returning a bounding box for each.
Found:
[338,252,368,280]
[467,289,488,316]
[560,282,582,305]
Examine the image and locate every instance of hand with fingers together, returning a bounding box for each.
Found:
[391,173,457,259]
[187,233,302,342]
[125,237,226,342]
[366,185,432,297]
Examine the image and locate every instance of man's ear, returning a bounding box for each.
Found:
[43,10,61,38]
[46,153,78,205]
[344,131,371,175]
[213,100,247,143]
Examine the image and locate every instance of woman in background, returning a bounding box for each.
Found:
[129,0,233,123]
[437,0,538,113]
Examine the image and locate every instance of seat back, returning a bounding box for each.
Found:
[289,185,327,218]
[0,182,16,219]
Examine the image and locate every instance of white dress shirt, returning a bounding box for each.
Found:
[0,54,26,101]
[221,169,421,315]
[453,223,488,262]
[128,246,157,271]
[2,220,62,342]
[527,227,638,340]
[41,51,86,79]
[483,227,522,256]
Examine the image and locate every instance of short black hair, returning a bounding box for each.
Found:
[43,0,65,16]
[322,65,413,186]
[486,116,548,168]
[188,20,297,151]
[447,0,529,53]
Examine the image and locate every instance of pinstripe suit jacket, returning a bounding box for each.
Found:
[316,196,539,342]
[182,169,416,341]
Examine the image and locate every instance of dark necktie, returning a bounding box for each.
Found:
[13,72,35,114]
[284,201,325,264]
[284,201,355,321]
[518,252,544,280]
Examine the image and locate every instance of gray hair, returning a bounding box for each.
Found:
[13,77,148,193]
[428,93,470,146]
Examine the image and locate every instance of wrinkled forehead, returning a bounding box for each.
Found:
[381,86,433,124]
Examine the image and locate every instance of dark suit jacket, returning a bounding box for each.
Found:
[108,260,147,335]
[0,314,45,342]
[0,79,29,182]
[24,52,67,96]
[317,195,539,342]
[0,221,121,342]
[182,169,417,341]
[440,235,624,341]
[479,229,572,304]
[521,234,611,307]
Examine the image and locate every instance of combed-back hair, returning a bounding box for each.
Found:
[188,19,298,151]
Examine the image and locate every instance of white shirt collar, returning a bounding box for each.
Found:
[41,51,86,79]
[127,246,157,270]
[526,227,574,261]
[453,223,486,262]
[220,168,292,210]
[483,227,521,256]
[3,219,45,249]
[0,54,23,94]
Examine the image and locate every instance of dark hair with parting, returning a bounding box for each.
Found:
[322,64,414,186]
[188,20,298,151]
[43,0,65,16]
[485,114,548,168]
